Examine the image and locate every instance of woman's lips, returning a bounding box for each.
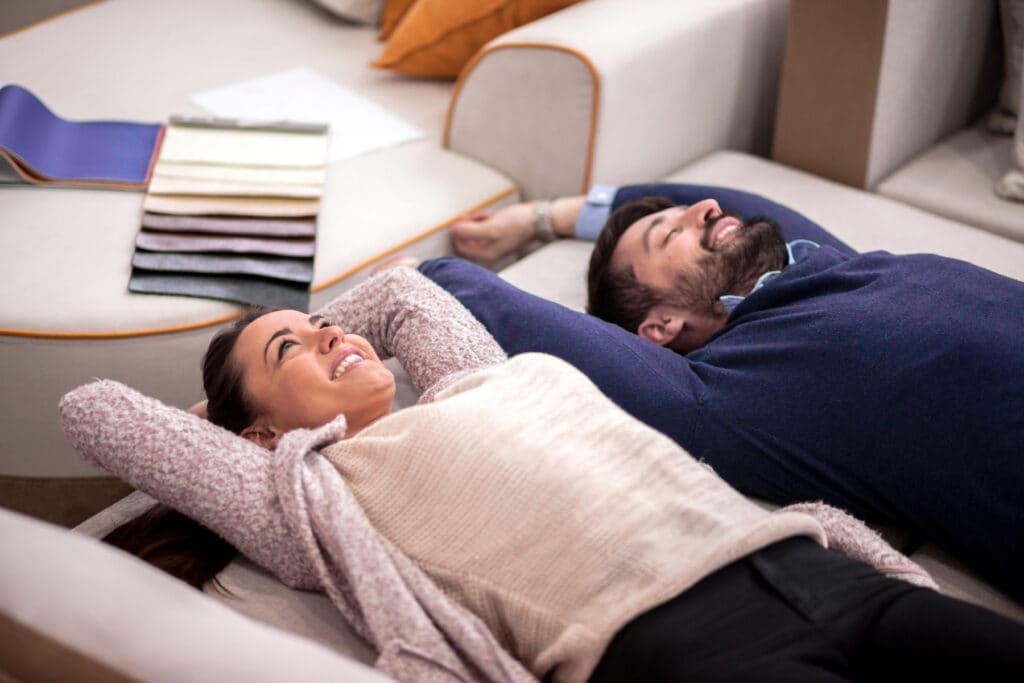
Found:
[331,348,365,380]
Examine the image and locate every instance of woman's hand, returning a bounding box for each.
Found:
[449,203,536,263]
[188,400,208,420]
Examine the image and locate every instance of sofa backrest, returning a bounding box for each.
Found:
[772,0,1002,190]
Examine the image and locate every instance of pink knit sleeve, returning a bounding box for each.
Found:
[59,380,320,590]
[781,502,938,589]
[315,266,507,400]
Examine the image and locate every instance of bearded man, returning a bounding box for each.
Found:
[417,183,1024,604]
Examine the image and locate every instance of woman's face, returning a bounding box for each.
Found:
[232,310,395,447]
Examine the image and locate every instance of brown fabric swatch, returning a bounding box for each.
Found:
[136,231,315,258]
[141,212,316,237]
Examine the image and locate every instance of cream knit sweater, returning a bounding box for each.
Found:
[325,353,826,681]
[61,267,934,683]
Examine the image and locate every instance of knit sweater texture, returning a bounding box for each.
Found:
[60,267,932,683]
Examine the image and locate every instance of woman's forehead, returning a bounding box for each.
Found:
[236,309,308,359]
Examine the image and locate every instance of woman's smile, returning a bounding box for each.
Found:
[331,349,366,380]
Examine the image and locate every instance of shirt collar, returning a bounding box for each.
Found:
[718,239,819,313]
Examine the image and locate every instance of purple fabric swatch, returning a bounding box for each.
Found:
[0,84,161,186]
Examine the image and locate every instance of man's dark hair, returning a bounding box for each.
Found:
[586,196,675,333]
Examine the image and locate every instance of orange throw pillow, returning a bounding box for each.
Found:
[373,0,580,79]
[378,0,417,41]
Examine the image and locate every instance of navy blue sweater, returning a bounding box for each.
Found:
[420,184,1024,600]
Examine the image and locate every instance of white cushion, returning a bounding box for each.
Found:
[877,125,1024,243]
[1,507,392,682]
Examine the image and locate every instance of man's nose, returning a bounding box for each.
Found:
[686,199,721,228]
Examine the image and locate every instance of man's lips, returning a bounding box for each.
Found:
[330,346,366,380]
[707,216,742,249]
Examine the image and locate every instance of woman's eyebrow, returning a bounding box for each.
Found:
[309,314,324,326]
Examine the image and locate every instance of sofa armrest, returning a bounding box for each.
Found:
[444,0,789,199]
[772,0,1002,190]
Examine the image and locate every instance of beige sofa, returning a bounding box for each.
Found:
[3,0,1023,680]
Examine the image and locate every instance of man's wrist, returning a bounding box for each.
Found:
[532,200,557,242]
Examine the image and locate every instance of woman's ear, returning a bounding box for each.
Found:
[240,418,283,450]
[637,304,686,347]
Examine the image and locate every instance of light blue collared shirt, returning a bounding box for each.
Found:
[718,239,819,312]
[574,184,618,240]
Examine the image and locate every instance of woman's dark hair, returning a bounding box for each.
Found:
[102,503,237,592]
[586,196,676,332]
[103,307,274,591]
[202,306,274,434]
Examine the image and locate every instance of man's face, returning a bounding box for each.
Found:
[610,199,745,290]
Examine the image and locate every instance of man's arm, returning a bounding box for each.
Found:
[450,183,857,263]
[315,267,507,398]
[449,196,584,263]
[418,257,705,447]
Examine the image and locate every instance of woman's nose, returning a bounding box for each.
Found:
[317,325,344,353]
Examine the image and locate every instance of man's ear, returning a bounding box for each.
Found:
[240,418,283,450]
[637,304,686,347]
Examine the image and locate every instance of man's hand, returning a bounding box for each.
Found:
[372,254,422,274]
[450,203,536,263]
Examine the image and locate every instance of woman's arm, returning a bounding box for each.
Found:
[59,380,320,590]
[315,266,507,400]
[780,502,938,588]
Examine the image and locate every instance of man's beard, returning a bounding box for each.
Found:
[665,214,788,319]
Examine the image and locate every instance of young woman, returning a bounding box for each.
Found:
[61,266,1024,683]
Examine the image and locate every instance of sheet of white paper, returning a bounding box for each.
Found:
[191,68,424,163]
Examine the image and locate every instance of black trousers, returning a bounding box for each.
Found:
[589,538,1024,682]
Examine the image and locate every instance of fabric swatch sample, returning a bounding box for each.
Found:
[147,175,323,199]
[143,194,320,218]
[141,213,317,237]
[136,231,316,258]
[129,270,311,311]
[158,123,329,168]
[0,84,162,189]
[132,251,314,283]
[151,160,327,186]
